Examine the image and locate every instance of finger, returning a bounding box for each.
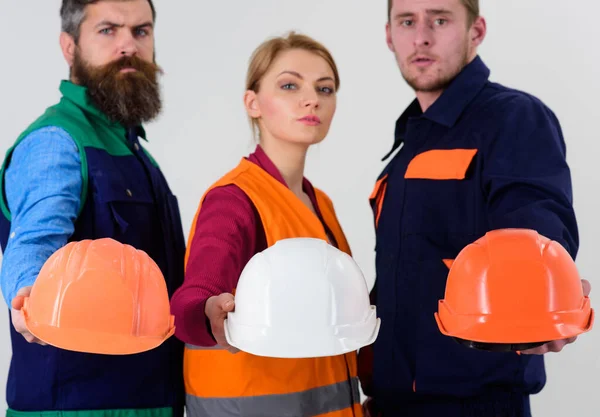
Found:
[9,307,46,345]
[16,286,32,297]
[11,309,28,333]
[23,334,47,346]
[11,286,33,310]
[533,340,569,354]
[582,279,591,296]
[211,323,227,346]
[546,340,567,353]
[23,332,36,343]
[206,293,235,319]
[520,344,549,355]
[219,294,235,313]
[11,295,25,310]
[547,337,577,353]
[223,300,235,313]
[211,319,234,350]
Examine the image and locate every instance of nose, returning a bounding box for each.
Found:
[414,23,434,48]
[118,31,138,57]
[300,89,319,109]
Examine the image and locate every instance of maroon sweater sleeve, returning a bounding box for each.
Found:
[170,184,265,346]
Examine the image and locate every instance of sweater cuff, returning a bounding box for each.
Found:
[173,296,217,347]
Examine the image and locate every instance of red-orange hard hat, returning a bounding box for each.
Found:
[21,238,175,355]
[435,229,594,352]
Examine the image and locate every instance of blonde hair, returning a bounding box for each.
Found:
[245,31,340,140]
[387,0,479,26]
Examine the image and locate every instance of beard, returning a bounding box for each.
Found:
[402,45,470,94]
[72,50,163,127]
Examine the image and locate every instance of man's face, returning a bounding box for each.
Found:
[386,0,484,94]
[63,0,161,127]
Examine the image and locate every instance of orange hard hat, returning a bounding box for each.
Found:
[435,228,594,352]
[21,238,175,355]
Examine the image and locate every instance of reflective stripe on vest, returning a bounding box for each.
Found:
[185,377,361,417]
[184,159,361,417]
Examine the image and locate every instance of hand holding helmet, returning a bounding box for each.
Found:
[205,292,239,354]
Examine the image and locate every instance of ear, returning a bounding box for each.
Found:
[244,90,261,119]
[60,32,76,67]
[469,16,487,48]
[385,21,395,52]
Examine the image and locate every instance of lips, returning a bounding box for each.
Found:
[412,56,435,63]
[299,115,321,125]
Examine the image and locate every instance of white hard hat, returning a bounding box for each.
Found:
[224,237,381,358]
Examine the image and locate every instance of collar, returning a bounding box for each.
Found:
[59,80,147,141]
[248,144,288,187]
[382,55,490,161]
[247,144,314,194]
[247,144,328,239]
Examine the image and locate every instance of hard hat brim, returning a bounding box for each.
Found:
[451,337,549,352]
[435,301,594,344]
[224,315,381,359]
[24,314,176,355]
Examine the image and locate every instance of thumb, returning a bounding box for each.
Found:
[582,279,591,297]
[11,295,25,311]
[11,286,31,310]
[16,286,32,297]
[220,293,235,313]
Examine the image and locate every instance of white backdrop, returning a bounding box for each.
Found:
[0,1,598,415]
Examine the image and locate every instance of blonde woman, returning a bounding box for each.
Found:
[171,32,363,417]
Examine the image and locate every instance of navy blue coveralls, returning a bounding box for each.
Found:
[363,56,579,416]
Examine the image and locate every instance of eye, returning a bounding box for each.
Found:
[400,19,414,27]
[99,27,113,35]
[281,83,297,90]
[135,28,149,37]
[434,18,448,26]
[319,86,335,95]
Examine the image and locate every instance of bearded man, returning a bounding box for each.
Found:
[0,2,186,417]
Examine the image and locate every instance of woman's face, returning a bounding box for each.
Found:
[245,48,337,147]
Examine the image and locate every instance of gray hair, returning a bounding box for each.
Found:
[60,0,156,42]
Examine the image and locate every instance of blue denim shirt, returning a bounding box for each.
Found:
[0,126,81,306]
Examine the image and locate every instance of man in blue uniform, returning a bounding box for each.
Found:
[0,1,185,417]
[359,0,591,416]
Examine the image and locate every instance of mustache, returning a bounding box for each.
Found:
[100,55,163,78]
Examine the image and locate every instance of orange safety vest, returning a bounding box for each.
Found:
[183,158,363,417]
